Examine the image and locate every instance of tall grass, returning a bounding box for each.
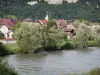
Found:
[68,68,100,75]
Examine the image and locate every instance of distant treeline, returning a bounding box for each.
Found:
[0,0,100,22]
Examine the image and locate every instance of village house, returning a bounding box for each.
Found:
[55,19,75,39]
[0,18,16,44]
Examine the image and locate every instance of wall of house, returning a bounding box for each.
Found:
[45,0,78,4]
[0,39,16,44]
[0,25,14,39]
[0,26,8,34]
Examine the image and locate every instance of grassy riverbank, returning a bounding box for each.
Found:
[68,68,100,75]
[6,40,99,54]
[6,44,20,53]
[0,60,17,75]
[0,43,17,75]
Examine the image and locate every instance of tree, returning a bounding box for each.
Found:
[47,20,56,28]
[15,22,66,53]
[12,22,22,32]
[73,23,91,48]
[95,26,100,45]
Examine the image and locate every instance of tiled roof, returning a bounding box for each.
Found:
[39,20,48,25]
[0,18,16,28]
[56,19,68,28]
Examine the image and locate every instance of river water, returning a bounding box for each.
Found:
[3,47,100,75]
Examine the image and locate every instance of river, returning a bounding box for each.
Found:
[3,47,100,75]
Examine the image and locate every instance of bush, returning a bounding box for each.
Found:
[0,42,11,56]
[0,60,17,75]
[88,41,97,47]
[62,41,74,49]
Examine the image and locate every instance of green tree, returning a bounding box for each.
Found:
[73,23,91,48]
[12,22,22,32]
[47,20,56,28]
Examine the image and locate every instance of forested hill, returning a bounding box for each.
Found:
[0,0,100,22]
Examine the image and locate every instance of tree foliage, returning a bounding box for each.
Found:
[15,23,67,53]
[47,20,56,28]
[1,0,100,22]
[73,23,91,48]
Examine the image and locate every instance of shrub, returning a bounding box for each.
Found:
[88,41,97,47]
[0,42,11,56]
[0,60,17,75]
[62,41,74,49]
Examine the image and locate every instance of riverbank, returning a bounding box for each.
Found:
[0,60,17,75]
[6,40,98,54]
[68,68,100,75]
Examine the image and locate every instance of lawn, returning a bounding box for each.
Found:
[6,44,20,53]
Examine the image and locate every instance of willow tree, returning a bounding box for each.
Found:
[15,22,66,53]
[73,23,91,48]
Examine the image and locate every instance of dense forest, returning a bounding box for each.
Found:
[0,0,100,22]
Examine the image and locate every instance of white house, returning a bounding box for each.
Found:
[0,18,16,39]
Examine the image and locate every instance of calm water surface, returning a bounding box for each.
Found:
[3,47,100,75]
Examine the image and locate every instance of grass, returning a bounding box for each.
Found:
[88,41,98,47]
[67,68,100,75]
[6,44,20,53]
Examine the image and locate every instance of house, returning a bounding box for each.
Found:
[0,18,16,39]
[55,20,75,39]
[56,19,67,29]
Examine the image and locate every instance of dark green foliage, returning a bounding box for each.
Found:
[62,41,74,49]
[0,42,10,56]
[1,0,100,22]
[12,22,22,32]
[0,60,17,75]
[0,32,4,39]
[88,41,97,47]
[47,20,56,28]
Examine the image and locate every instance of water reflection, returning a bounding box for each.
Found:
[3,47,100,75]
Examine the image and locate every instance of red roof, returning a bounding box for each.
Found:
[56,19,68,28]
[39,20,48,25]
[0,18,16,28]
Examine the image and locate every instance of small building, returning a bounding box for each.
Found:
[0,18,16,39]
[55,20,75,39]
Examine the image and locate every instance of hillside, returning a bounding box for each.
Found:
[0,0,100,22]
